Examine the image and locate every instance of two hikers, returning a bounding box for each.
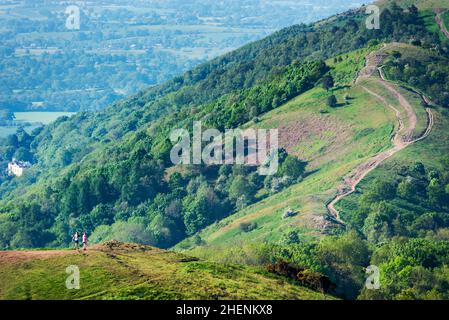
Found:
[72,231,88,251]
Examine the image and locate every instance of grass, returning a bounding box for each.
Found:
[0,242,334,300]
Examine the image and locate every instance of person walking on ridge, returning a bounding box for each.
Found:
[72,231,80,250]
[82,231,88,251]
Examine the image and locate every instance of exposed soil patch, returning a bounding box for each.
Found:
[278,114,350,166]
[0,250,74,264]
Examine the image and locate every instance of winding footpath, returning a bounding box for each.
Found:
[326,50,434,225]
[435,9,449,40]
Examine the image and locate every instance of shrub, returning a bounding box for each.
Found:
[327,95,338,107]
[239,222,258,232]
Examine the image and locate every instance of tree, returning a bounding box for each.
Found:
[317,231,370,299]
[327,95,337,108]
[428,179,446,208]
[279,155,307,179]
[362,201,395,243]
[412,162,426,176]
[371,179,397,200]
[322,75,334,91]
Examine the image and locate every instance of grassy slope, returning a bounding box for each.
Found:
[175,45,430,256]
[0,242,332,300]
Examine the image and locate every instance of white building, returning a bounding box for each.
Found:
[7,159,31,177]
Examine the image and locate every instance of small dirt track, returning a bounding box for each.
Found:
[326,49,434,225]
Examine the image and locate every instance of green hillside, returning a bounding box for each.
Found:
[376,0,449,9]
[175,43,430,248]
[0,241,333,300]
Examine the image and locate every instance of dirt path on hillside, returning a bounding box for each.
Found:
[435,9,449,40]
[0,249,76,264]
[326,50,434,225]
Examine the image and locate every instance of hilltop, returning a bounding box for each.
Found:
[0,241,333,300]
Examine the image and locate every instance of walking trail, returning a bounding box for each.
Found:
[326,48,434,225]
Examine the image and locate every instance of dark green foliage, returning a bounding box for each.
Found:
[346,163,449,243]
[360,238,449,299]
[0,109,14,121]
[203,61,329,129]
[278,155,307,179]
[0,2,447,254]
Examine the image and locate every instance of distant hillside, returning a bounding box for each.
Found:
[0,241,333,300]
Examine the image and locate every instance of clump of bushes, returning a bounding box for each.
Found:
[239,222,258,233]
[282,207,297,219]
[266,260,335,293]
